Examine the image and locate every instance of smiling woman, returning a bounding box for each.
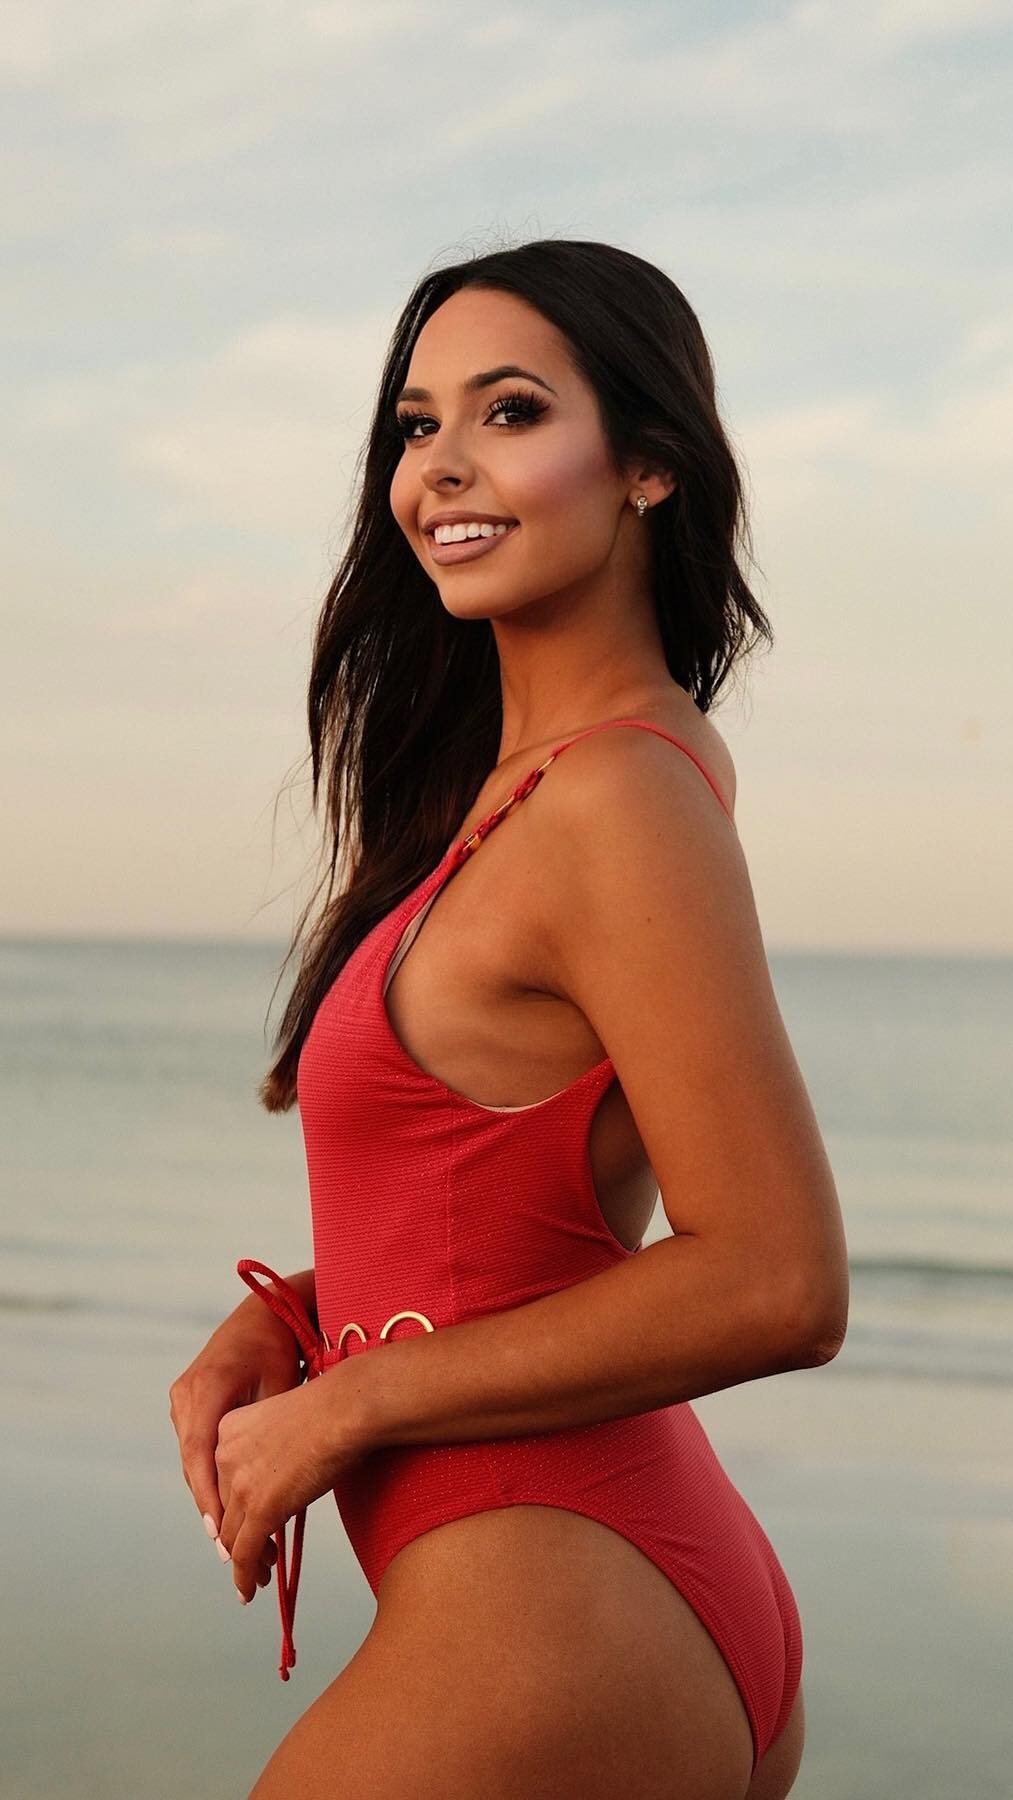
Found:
[170,237,844,1800]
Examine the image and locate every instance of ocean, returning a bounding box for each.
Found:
[2,939,1011,1798]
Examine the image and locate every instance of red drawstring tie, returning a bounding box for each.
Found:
[235,1257,332,1681]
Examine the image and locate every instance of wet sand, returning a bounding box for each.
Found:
[5,1314,1012,1798]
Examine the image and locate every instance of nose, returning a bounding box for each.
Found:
[418,431,475,497]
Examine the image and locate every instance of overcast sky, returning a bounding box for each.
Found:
[3,0,1011,952]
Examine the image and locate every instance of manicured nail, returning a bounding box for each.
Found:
[202,1513,218,1541]
[216,1538,231,1563]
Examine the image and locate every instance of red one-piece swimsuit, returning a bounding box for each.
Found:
[238,716,803,1776]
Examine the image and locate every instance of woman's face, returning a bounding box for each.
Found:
[389,286,645,620]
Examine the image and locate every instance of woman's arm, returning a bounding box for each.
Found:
[333,730,849,1458]
[233,1265,318,1337]
[342,1231,839,1455]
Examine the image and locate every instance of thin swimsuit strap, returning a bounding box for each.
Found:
[452,715,733,865]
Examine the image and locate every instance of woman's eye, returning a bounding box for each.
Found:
[485,389,549,428]
[394,409,430,441]
[394,387,549,442]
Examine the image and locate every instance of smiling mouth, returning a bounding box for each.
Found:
[426,523,520,565]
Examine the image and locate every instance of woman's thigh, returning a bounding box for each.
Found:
[248,1504,756,1800]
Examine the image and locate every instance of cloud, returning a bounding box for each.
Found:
[844,0,1013,47]
[742,328,1013,489]
[121,223,248,261]
[101,561,303,643]
[0,0,453,174]
[21,308,399,535]
[129,312,399,534]
[4,0,1011,943]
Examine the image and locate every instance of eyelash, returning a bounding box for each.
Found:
[394,387,550,442]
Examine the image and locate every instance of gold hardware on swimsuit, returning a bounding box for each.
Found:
[329,1310,435,1355]
[379,1309,435,1338]
[459,754,559,856]
[336,1321,367,1352]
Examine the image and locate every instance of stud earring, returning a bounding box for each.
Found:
[634,494,648,518]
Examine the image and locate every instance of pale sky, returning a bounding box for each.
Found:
[3,0,1011,952]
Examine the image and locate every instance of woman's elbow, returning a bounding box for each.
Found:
[774,1261,850,1369]
[794,1287,850,1367]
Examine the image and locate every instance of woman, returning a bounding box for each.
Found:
[169,238,849,1799]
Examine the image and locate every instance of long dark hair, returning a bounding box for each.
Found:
[257,236,772,1113]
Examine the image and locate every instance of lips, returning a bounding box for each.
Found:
[426,522,519,565]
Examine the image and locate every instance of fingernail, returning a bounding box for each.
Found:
[202,1513,218,1541]
[216,1538,231,1563]
[238,1591,250,1605]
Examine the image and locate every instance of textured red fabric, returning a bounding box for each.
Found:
[240,717,803,1772]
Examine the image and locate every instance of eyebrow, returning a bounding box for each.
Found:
[394,364,558,406]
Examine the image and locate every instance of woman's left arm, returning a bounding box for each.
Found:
[336,729,850,1456]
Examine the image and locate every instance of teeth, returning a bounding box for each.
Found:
[434,521,512,544]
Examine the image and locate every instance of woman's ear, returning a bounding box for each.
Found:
[628,465,677,508]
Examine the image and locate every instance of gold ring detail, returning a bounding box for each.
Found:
[336,1321,368,1352]
[379,1310,435,1339]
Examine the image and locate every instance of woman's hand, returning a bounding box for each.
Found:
[213,1363,369,1603]
[169,1303,302,1590]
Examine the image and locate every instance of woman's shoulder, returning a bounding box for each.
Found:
[510,696,745,1022]
[548,699,737,826]
[697,711,737,818]
[675,704,736,819]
